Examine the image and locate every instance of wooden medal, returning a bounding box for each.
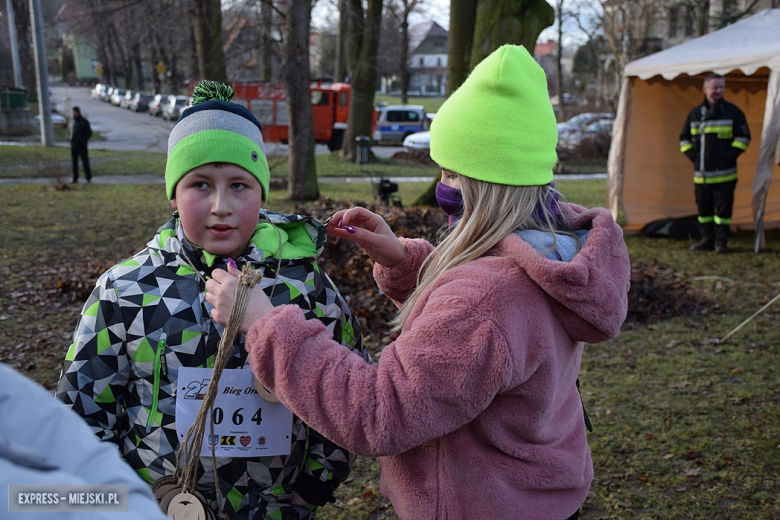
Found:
[166,492,207,519]
[253,375,279,403]
[153,475,181,501]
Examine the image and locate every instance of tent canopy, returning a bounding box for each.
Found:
[625,10,780,80]
[608,9,780,237]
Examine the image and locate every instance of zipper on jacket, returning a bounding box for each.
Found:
[146,333,167,432]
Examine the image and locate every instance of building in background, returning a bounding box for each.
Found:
[407,21,448,96]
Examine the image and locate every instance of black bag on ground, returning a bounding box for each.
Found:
[639,216,700,240]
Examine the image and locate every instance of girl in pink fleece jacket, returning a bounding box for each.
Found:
[206,45,631,520]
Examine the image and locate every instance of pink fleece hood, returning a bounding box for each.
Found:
[502,203,631,344]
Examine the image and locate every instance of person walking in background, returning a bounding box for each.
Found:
[680,73,750,253]
[206,45,631,520]
[67,106,92,183]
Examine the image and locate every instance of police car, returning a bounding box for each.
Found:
[372,104,429,144]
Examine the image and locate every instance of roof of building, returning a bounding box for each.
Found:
[408,21,448,55]
[534,40,557,57]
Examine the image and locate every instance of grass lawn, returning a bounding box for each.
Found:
[374,94,445,113]
[0,147,435,180]
[268,152,438,179]
[0,147,167,178]
[1,175,778,519]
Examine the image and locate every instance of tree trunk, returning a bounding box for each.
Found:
[556,0,565,122]
[132,43,144,91]
[446,0,478,96]
[334,0,348,82]
[191,0,227,81]
[470,0,554,67]
[285,0,319,201]
[399,14,410,104]
[340,0,383,160]
[261,0,273,81]
[11,0,37,100]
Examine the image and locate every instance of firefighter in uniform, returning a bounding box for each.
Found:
[680,73,750,253]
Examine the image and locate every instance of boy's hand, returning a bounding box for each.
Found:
[205,263,274,334]
[326,207,407,267]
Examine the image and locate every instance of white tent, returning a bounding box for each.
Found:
[607,8,780,244]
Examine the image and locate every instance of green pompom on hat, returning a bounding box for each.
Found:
[430,45,558,186]
[165,80,270,201]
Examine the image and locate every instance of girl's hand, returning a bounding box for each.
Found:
[326,207,407,267]
[205,263,274,334]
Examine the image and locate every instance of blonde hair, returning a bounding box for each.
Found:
[391,175,574,331]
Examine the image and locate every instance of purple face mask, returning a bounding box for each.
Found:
[534,182,561,224]
[435,181,464,220]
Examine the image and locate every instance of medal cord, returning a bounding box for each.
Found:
[175,263,263,519]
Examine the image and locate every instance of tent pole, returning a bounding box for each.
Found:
[754,196,765,253]
[751,69,780,252]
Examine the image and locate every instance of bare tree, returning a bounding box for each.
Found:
[261,0,274,80]
[385,0,423,102]
[600,0,666,104]
[191,0,227,81]
[334,0,348,81]
[446,0,478,96]
[283,0,319,200]
[376,8,401,91]
[340,0,383,160]
[711,0,761,29]
[11,0,37,99]
[556,0,566,121]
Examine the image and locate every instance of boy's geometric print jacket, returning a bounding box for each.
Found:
[56,212,370,520]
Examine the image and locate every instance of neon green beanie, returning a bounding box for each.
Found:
[430,45,558,186]
[165,80,270,201]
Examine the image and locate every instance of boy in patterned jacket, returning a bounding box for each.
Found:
[56,81,369,520]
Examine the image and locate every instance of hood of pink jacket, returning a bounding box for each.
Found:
[493,204,630,345]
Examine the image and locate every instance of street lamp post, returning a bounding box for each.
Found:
[29,0,55,146]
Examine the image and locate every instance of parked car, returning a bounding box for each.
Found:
[403,131,430,151]
[91,83,105,100]
[161,95,189,121]
[550,93,580,106]
[147,94,164,116]
[556,112,615,159]
[120,90,135,109]
[372,105,429,144]
[129,92,154,113]
[33,113,67,126]
[110,88,128,106]
[101,86,115,102]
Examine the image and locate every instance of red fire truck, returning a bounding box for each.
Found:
[230,82,352,151]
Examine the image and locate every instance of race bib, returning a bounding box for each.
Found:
[175,368,293,457]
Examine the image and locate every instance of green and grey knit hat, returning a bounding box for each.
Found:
[430,45,558,186]
[165,80,270,201]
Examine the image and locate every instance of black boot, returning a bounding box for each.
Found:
[715,225,729,254]
[690,222,715,251]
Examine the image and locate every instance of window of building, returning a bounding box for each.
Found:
[419,57,424,66]
[436,57,441,67]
